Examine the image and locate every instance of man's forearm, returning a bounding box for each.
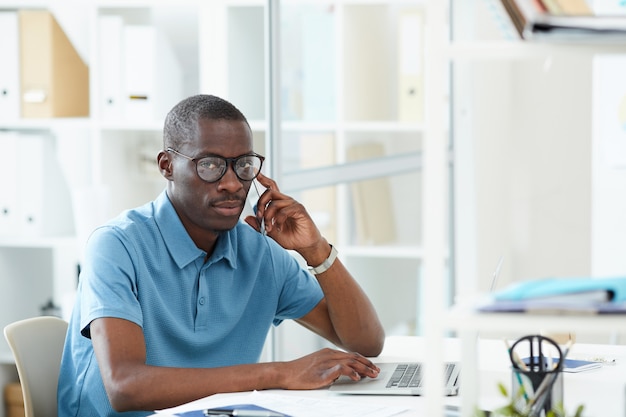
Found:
[103,349,381,412]
[313,258,385,356]
[103,361,283,412]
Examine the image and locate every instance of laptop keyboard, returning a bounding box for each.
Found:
[387,363,422,388]
[386,363,456,388]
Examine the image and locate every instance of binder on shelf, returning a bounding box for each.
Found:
[0,11,20,120]
[16,132,75,237]
[0,132,20,237]
[123,25,183,122]
[98,14,124,121]
[347,143,396,246]
[397,9,424,123]
[299,134,336,242]
[19,10,89,118]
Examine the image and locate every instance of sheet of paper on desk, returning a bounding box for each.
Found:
[152,391,409,417]
[521,356,603,373]
[175,404,292,417]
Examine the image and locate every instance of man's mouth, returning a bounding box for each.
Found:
[213,200,244,217]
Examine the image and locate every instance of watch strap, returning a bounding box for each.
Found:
[307,244,338,275]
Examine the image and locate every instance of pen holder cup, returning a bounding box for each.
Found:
[511,367,563,416]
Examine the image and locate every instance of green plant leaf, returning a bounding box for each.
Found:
[485,381,585,417]
[498,382,509,397]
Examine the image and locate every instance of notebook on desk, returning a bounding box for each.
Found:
[328,361,461,396]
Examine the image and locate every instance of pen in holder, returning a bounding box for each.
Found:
[509,335,567,417]
[511,364,563,416]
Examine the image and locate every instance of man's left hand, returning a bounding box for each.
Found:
[244,172,323,254]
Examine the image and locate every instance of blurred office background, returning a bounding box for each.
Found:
[1,2,625,403]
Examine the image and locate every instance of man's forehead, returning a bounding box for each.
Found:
[182,125,253,156]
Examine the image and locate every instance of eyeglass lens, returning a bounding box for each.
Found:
[196,155,263,182]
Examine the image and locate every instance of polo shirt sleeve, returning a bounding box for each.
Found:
[269,242,324,325]
[79,225,144,338]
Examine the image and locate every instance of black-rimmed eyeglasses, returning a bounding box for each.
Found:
[166,147,264,183]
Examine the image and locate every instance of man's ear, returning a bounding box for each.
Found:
[157,150,173,180]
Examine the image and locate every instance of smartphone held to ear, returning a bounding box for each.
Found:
[241,180,266,235]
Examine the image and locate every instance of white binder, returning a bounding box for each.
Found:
[0,132,19,237]
[16,133,74,237]
[397,10,424,122]
[0,11,20,120]
[123,25,183,122]
[98,15,124,121]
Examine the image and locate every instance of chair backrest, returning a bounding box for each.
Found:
[4,316,68,417]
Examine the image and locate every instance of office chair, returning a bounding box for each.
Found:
[4,316,68,417]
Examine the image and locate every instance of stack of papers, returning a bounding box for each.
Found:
[478,276,626,314]
[499,0,626,41]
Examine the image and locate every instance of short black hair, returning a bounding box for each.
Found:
[163,94,249,149]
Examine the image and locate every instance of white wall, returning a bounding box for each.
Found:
[591,55,626,277]
[454,54,596,295]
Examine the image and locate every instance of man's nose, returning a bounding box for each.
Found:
[217,163,244,190]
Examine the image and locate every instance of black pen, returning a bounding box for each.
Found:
[204,408,285,417]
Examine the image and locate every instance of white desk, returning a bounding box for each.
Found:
[153,336,626,417]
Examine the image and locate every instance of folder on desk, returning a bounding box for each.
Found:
[0,11,20,120]
[19,10,89,118]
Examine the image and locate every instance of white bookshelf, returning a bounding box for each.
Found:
[0,0,444,383]
[451,0,626,300]
[447,0,626,415]
[0,1,459,416]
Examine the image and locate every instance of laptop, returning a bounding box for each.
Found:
[328,361,461,396]
[329,257,504,396]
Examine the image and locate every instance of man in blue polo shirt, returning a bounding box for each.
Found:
[58,94,385,416]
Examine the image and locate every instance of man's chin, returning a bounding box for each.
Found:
[210,217,241,233]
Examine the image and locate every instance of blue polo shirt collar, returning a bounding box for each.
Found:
[154,190,237,270]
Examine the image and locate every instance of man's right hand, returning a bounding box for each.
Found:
[277,348,380,390]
